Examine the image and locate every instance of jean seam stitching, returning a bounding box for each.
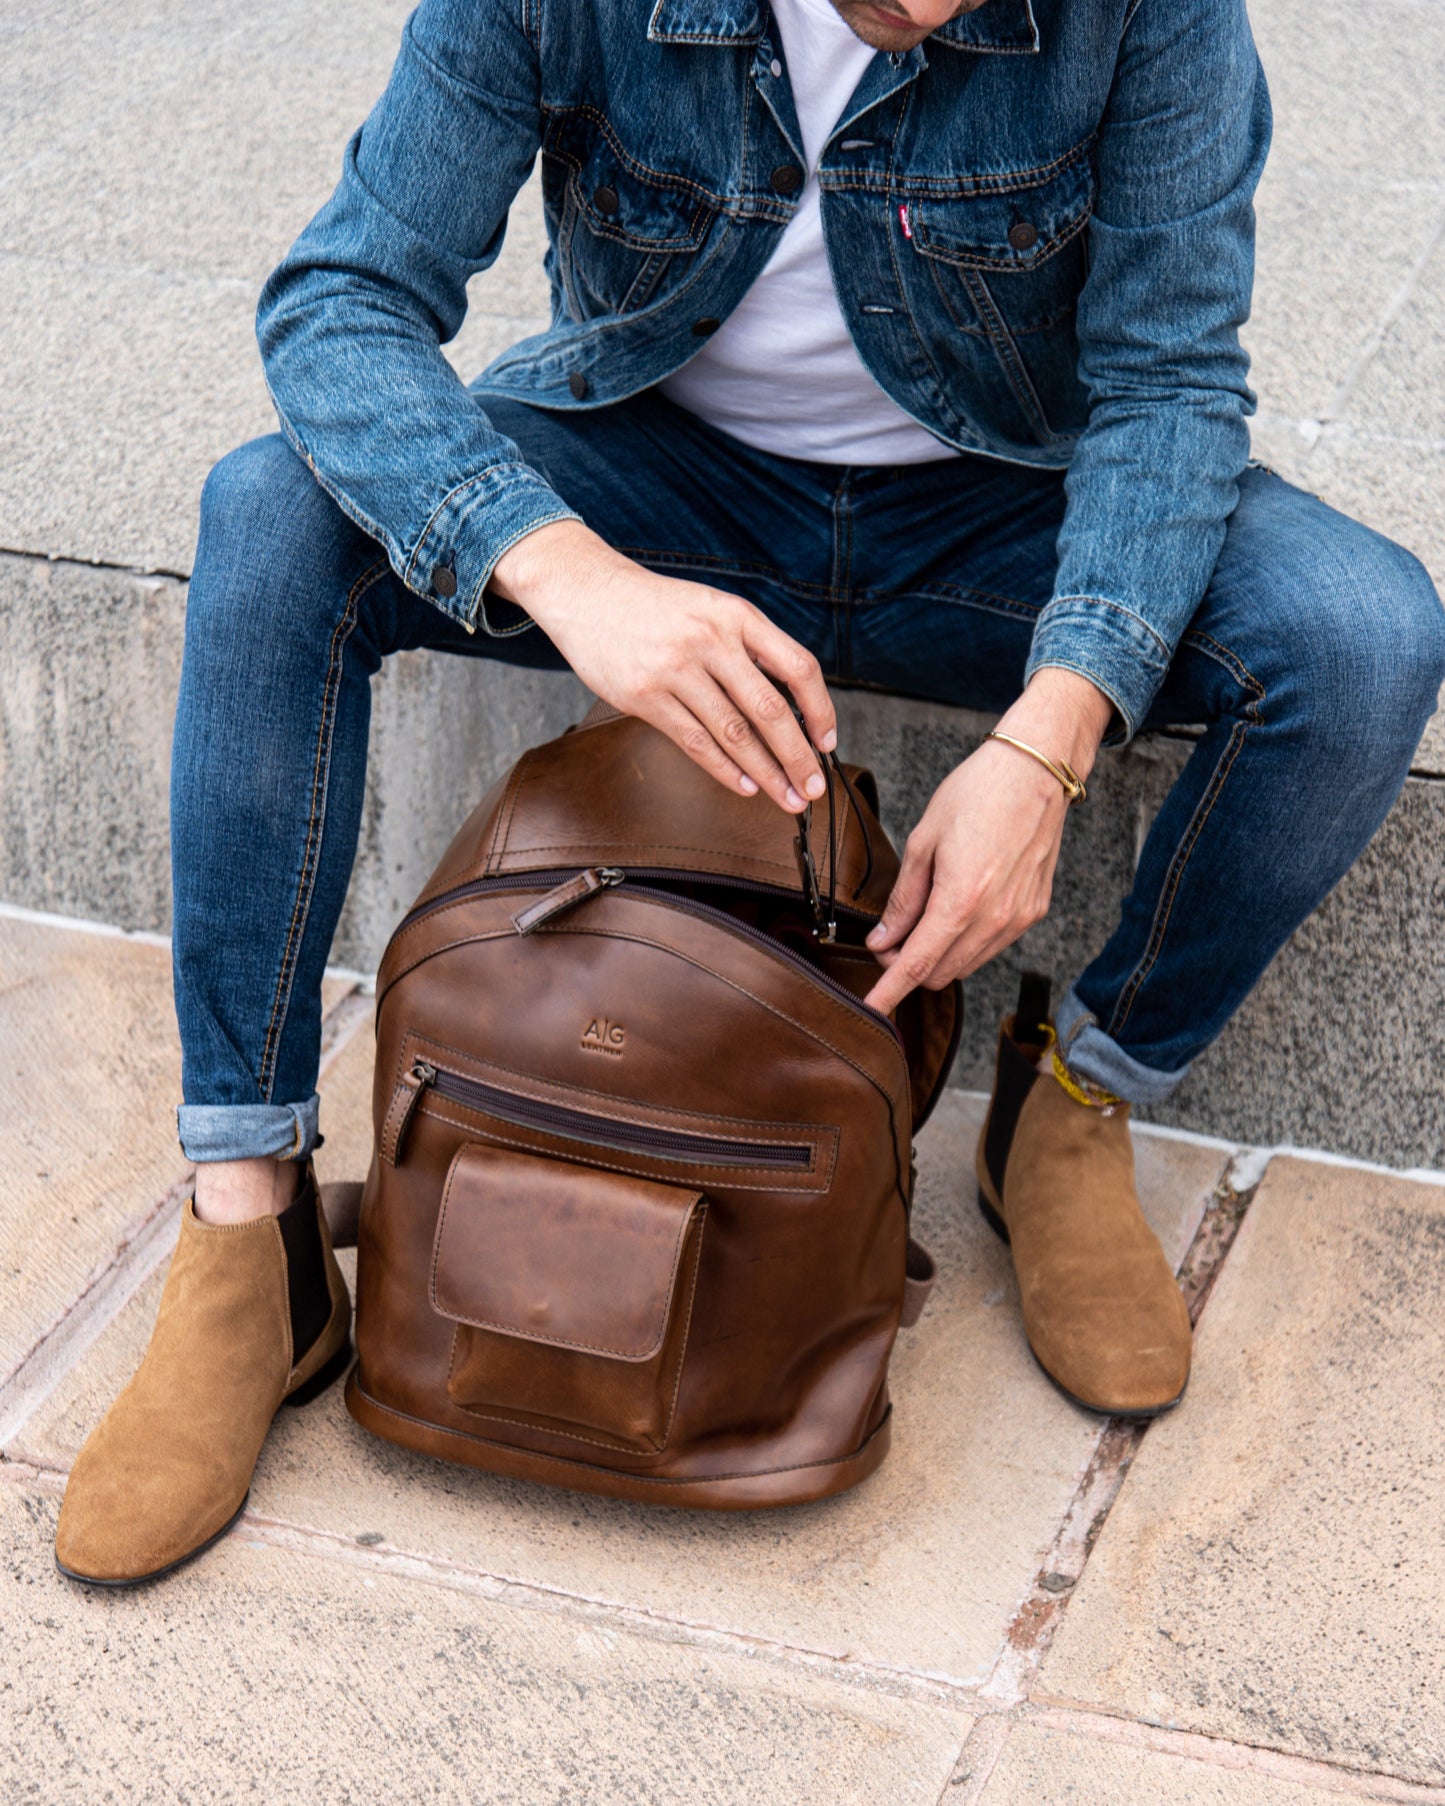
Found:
[257,558,389,1100]
[1104,639,1266,1041]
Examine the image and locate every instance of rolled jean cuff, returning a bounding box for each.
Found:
[1054,988,1190,1107]
[176,1095,319,1164]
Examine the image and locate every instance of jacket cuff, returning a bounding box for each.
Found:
[404,462,581,637]
[1024,595,1174,744]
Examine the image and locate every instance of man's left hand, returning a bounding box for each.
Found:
[863,670,1114,1015]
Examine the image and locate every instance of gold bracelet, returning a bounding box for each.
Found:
[986,730,1087,804]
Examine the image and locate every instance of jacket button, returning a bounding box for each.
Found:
[568,372,589,400]
[770,163,804,196]
[432,564,458,599]
[691,317,721,336]
[1007,221,1039,251]
[593,184,619,216]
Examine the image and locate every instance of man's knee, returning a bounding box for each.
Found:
[1242,482,1445,758]
[197,434,318,558]
[191,434,382,650]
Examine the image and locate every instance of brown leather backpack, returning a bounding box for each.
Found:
[346,705,961,1508]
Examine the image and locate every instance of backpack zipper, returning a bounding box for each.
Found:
[395,868,899,1044]
[390,1058,814,1170]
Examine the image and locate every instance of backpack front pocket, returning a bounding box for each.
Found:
[430,1141,707,1454]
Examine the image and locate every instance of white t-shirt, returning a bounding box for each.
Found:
[659,0,956,466]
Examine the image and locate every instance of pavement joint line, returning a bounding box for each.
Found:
[976,1168,1263,1711]
[0,898,375,989]
[232,1508,988,1706]
[0,542,192,583]
[0,1177,186,1452]
[1017,1704,1445,1803]
[1322,204,1445,425]
[9,1456,1439,1801]
[0,985,371,1452]
[1253,411,1445,457]
[938,1713,1013,1801]
[0,1458,986,1712]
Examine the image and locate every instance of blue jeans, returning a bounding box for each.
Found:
[172,391,1445,1160]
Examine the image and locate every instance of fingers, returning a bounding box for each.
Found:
[707,655,830,812]
[653,697,762,800]
[864,891,959,1016]
[742,617,837,758]
[675,672,800,809]
[866,833,933,954]
[864,876,1053,1015]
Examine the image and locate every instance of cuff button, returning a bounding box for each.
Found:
[432,564,458,599]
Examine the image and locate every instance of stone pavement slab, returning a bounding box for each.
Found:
[1035,1159,1445,1787]
[0,0,552,577]
[1251,0,1445,189]
[1244,171,1441,426]
[0,914,183,1386]
[1341,233,1445,443]
[0,1477,973,1806]
[0,911,354,1394]
[12,1082,1227,1693]
[0,253,278,575]
[977,1722,1367,1805]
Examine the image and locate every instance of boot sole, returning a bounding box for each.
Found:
[975,1185,1188,1422]
[56,1491,251,1590]
[55,1340,352,1590]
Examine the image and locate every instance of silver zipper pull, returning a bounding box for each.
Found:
[510,866,625,935]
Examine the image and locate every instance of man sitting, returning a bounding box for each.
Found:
[55,0,1445,1585]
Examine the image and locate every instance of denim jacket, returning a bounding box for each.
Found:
[257,0,1270,737]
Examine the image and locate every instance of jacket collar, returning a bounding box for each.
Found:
[648,0,1039,52]
[647,0,769,44]
[933,0,1039,53]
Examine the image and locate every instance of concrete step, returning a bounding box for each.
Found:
[3,548,1443,1166]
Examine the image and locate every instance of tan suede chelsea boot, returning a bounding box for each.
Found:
[55,1163,351,1587]
[976,974,1192,1417]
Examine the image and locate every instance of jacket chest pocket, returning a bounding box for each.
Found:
[906,143,1095,339]
[544,110,719,319]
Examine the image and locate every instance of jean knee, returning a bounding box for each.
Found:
[191,434,373,648]
[1272,518,1445,765]
[197,434,313,555]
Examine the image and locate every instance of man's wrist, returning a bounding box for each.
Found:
[995,667,1113,783]
[490,518,617,623]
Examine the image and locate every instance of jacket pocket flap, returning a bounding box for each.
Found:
[430,1142,705,1362]
[910,150,1094,271]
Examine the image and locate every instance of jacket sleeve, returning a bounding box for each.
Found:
[1024,0,1271,737]
[255,0,578,634]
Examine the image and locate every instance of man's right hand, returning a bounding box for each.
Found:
[490,519,836,813]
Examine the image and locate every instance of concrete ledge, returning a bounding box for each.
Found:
[3,546,1441,1166]
[0,548,587,966]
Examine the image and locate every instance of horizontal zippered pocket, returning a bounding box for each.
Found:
[381,1053,818,1174]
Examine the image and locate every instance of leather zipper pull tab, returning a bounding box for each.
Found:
[511,866,623,935]
[380,1059,435,1167]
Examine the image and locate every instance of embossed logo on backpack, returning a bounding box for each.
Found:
[581,1018,626,1057]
